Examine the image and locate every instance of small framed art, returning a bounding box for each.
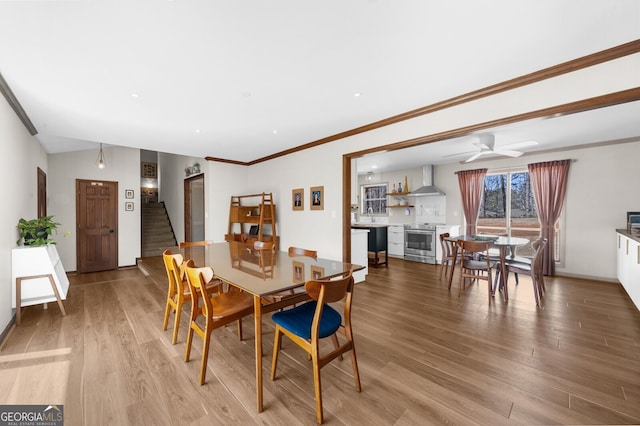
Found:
[310,186,324,210]
[125,189,134,199]
[125,202,134,212]
[292,188,304,211]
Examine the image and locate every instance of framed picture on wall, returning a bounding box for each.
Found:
[293,261,305,284]
[310,186,324,210]
[292,188,304,211]
[311,265,325,280]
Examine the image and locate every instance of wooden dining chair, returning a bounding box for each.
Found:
[183,264,254,385]
[162,250,221,344]
[495,237,548,305]
[439,233,458,281]
[270,270,361,424]
[455,240,496,300]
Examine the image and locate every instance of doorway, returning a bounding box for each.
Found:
[37,167,46,218]
[76,179,118,273]
[184,175,205,242]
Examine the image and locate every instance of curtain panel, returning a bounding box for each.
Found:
[456,168,487,235]
[528,159,571,276]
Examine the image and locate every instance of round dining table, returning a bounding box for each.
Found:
[447,235,529,302]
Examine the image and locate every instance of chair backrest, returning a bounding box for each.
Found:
[457,239,491,256]
[254,241,275,278]
[179,240,213,248]
[304,270,354,338]
[288,246,318,260]
[439,232,454,258]
[163,249,185,297]
[530,237,548,273]
[184,265,216,320]
[254,241,275,251]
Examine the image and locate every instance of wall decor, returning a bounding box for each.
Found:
[125,202,134,212]
[310,186,324,210]
[125,189,134,199]
[292,188,304,211]
[141,162,157,178]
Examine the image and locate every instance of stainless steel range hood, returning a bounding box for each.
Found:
[407,165,445,196]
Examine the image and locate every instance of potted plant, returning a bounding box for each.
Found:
[16,215,61,246]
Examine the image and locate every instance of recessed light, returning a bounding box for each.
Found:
[272,130,278,134]
[195,129,201,134]
[131,93,139,98]
[354,93,361,97]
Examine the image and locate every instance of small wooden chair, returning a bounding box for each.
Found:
[270,270,361,424]
[495,237,548,305]
[439,233,458,281]
[162,249,222,344]
[455,240,496,300]
[183,264,254,385]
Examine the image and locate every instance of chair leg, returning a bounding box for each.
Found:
[162,299,172,331]
[350,346,362,392]
[184,324,194,362]
[237,318,243,341]
[331,334,343,361]
[270,327,282,380]
[199,331,212,385]
[171,302,182,344]
[312,354,324,424]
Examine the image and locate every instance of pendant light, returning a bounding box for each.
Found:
[96,143,106,169]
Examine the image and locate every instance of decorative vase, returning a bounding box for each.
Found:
[398,182,403,193]
[404,176,409,193]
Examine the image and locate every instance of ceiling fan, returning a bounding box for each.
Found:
[462,134,538,163]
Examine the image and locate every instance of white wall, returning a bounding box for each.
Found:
[0,94,48,333]
[435,140,640,281]
[48,146,141,270]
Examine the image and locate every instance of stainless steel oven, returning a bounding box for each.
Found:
[404,224,437,264]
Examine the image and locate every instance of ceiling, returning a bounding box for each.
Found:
[0,1,639,166]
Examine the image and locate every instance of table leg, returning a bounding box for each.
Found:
[254,296,263,412]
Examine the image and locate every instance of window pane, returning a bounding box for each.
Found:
[478,174,507,229]
[362,184,388,214]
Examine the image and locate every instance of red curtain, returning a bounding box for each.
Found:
[457,168,487,235]
[528,160,571,276]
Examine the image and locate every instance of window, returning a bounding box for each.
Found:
[478,170,561,261]
[361,183,387,215]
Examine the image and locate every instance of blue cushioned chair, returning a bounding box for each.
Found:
[270,270,361,424]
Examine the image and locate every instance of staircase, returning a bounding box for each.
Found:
[141,202,177,257]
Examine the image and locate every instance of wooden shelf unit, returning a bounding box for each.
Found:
[225,193,278,247]
[388,192,414,208]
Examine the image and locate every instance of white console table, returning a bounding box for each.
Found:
[11,245,69,324]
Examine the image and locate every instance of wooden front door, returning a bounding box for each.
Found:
[76,179,118,273]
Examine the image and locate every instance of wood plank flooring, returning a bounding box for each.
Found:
[1,257,639,425]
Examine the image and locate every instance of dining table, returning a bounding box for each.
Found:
[446,235,530,301]
[180,241,364,413]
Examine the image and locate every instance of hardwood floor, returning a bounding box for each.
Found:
[1,257,639,425]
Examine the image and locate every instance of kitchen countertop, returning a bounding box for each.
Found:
[351,223,389,228]
[617,228,640,243]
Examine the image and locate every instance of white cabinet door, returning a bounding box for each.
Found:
[617,232,640,310]
[388,226,404,258]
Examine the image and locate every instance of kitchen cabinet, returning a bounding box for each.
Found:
[617,230,640,310]
[351,229,369,282]
[351,224,388,267]
[388,225,405,258]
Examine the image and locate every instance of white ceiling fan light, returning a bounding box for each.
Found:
[463,134,538,163]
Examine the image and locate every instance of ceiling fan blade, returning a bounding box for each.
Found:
[494,149,523,157]
[464,151,485,163]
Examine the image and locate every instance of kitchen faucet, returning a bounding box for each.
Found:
[367,206,375,223]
